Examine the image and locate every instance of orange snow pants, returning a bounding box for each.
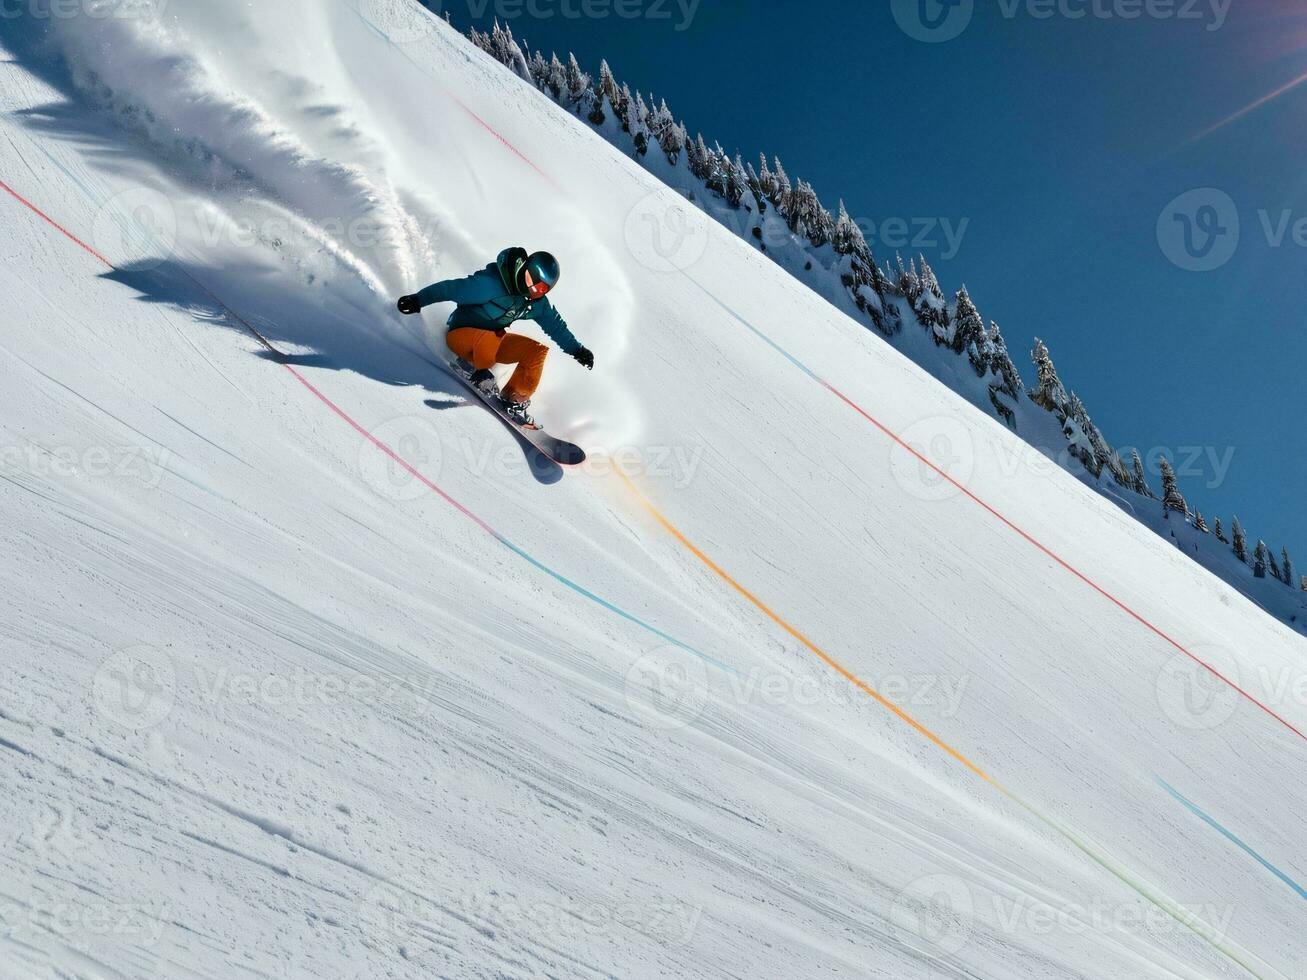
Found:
[446,327,548,402]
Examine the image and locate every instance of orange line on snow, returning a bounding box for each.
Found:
[616,470,1000,788]
[612,473,1270,978]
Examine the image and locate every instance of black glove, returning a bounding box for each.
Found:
[573,346,594,370]
[397,294,422,315]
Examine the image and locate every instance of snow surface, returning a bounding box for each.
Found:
[0,4,1304,979]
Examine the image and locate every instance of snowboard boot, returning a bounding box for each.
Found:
[468,368,499,398]
[500,395,538,429]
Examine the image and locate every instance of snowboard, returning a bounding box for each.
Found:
[437,361,587,467]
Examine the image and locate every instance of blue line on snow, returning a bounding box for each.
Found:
[685,274,823,383]
[491,532,739,675]
[1156,776,1307,902]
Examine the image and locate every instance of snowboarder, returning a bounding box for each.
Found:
[398,247,594,428]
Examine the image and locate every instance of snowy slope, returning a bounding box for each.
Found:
[0,4,1304,979]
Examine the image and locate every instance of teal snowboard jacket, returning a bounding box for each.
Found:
[414,249,582,355]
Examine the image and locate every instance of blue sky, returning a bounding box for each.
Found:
[447,0,1305,558]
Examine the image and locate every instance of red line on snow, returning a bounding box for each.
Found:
[0,177,112,266]
[0,176,501,541]
[282,362,499,537]
[819,379,1307,744]
[449,94,558,189]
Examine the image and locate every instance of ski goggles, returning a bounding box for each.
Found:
[523,269,551,300]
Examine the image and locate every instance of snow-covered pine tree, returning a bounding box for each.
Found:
[772,157,793,218]
[811,186,835,247]
[1030,339,1071,417]
[976,333,1015,423]
[744,161,764,209]
[1269,549,1283,582]
[632,92,653,156]
[1213,517,1227,542]
[617,82,636,132]
[468,26,493,55]
[1087,420,1114,477]
[564,54,591,110]
[1301,574,1307,592]
[543,54,566,100]
[1282,548,1294,587]
[587,89,606,125]
[1065,395,1102,477]
[646,99,674,156]
[527,49,550,88]
[596,59,623,122]
[686,134,712,181]
[917,259,949,340]
[1159,457,1188,518]
[627,91,652,156]
[896,255,922,305]
[490,22,531,81]
[832,201,861,256]
[787,179,830,243]
[833,207,897,336]
[726,153,748,209]
[754,155,776,207]
[1193,511,1210,533]
[702,144,728,198]
[987,323,1024,401]
[1107,452,1132,489]
[1130,450,1155,498]
[871,255,895,296]
[1231,516,1249,562]
[1253,540,1269,578]
[673,122,691,165]
[952,286,985,357]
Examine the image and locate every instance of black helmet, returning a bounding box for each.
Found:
[518,251,560,299]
